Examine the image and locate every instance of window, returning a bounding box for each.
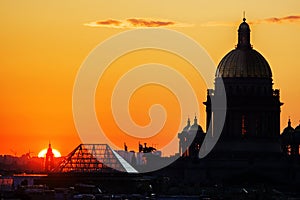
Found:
[242,115,247,135]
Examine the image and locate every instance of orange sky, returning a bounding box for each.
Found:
[0,0,300,156]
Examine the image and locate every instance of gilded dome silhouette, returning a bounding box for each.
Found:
[189,116,203,132]
[281,119,295,143]
[282,119,295,135]
[215,18,272,78]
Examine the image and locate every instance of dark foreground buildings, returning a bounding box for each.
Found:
[178,116,205,158]
[281,119,300,156]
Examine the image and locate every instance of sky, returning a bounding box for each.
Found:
[0,0,300,157]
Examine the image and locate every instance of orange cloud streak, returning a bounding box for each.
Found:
[126,18,175,27]
[96,19,122,26]
[250,15,300,24]
[200,14,300,27]
[85,18,192,28]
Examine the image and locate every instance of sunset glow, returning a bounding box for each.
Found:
[38,149,62,158]
[0,1,300,157]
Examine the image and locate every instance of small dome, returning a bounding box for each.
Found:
[295,124,300,133]
[281,120,295,145]
[189,116,204,132]
[182,118,191,131]
[282,125,295,135]
[282,119,295,136]
[190,124,203,132]
[294,125,300,141]
[238,18,250,32]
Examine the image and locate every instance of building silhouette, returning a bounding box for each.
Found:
[178,116,205,158]
[204,17,283,156]
[281,119,300,156]
[45,143,54,172]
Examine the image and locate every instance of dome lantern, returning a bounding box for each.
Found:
[237,17,251,49]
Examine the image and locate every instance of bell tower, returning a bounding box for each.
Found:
[45,142,54,172]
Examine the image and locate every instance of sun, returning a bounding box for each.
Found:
[38,148,61,158]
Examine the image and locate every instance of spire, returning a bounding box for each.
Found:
[45,141,54,172]
[194,115,198,125]
[182,117,191,131]
[288,117,291,127]
[237,13,251,49]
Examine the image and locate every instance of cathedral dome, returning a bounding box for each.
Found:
[182,118,191,132]
[281,119,295,142]
[282,119,295,134]
[215,18,272,78]
[216,49,272,78]
[189,116,204,132]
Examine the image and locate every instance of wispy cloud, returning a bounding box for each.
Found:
[84,18,192,28]
[250,15,300,24]
[85,15,300,29]
[199,14,300,27]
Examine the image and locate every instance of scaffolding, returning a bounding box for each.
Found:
[53,144,137,173]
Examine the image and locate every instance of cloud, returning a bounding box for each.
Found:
[126,18,175,27]
[199,14,300,27]
[96,19,122,26]
[84,18,192,28]
[85,15,300,29]
[250,15,300,24]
